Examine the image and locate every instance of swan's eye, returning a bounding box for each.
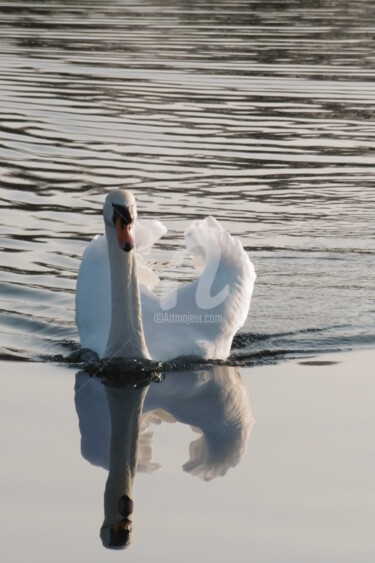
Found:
[113,204,135,252]
[112,203,132,227]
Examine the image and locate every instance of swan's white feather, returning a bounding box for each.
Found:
[76,216,255,360]
[76,219,166,358]
[134,219,167,255]
[76,234,110,359]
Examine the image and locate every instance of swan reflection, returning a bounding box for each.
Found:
[74,364,253,549]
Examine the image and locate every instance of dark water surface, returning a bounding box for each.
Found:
[0,0,374,364]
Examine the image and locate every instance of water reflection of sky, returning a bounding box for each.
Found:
[1,352,375,561]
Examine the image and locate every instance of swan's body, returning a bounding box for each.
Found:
[76,190,256,361]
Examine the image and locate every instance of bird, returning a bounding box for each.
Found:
[75,189,256,361]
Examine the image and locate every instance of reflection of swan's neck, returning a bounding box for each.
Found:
[101,385,148,548]
[105,225,150,359]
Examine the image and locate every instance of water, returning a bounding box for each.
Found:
[2,353,375,561]
[0,0,375,364]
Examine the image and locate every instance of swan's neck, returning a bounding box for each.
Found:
[105,226,150,359]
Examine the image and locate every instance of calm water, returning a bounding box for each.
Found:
[0,0,375,364]
[2,354,375,561]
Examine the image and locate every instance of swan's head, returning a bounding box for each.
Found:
[100,520,133,550]
[100,495,134,550]
[103,190,137,253]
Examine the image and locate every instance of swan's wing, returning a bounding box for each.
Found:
[135,219,167,255]
[136,219,168,289]
[76,220,167,358]
[142,217,256,360]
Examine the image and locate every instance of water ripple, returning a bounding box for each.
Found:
[0,0,374,364]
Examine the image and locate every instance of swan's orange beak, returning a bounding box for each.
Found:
[115,217,135,252]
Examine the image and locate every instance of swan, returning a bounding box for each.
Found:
[76,190,256,361]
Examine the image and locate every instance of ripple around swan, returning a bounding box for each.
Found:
[0,0,374,365]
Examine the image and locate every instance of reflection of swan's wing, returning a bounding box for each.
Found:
[185,365,253,482]
[75,220,166,358]
[74,371,111,469]
[182,371,252,481]
[142,217,256,360]
[144,365,254,480]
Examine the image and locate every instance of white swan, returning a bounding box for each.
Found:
[76,190,256,361]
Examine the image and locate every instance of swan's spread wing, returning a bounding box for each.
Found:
[135,219,167,255]
[142,217,256,360]
[76,220,166,358]
[135,219,168,288]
